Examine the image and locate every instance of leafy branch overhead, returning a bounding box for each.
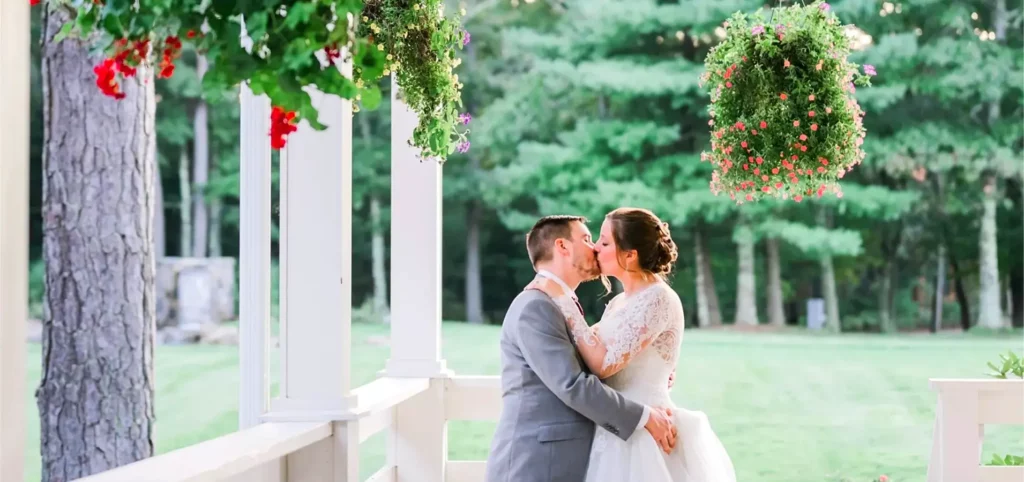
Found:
[41,0,471,160]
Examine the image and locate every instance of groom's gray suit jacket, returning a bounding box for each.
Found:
[485,289,646,482]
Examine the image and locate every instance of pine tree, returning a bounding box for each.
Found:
[480,0,765,318]
[845,0,1023,330]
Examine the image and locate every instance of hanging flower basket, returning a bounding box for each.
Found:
[700,1,875,203]
[41,0,470,159]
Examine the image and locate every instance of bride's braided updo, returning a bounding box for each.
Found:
[606,207,678,277]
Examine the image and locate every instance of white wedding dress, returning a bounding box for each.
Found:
[553,282,736,482]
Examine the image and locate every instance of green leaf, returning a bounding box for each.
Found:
[76,7,98,38]
[338,0,363,14]
[284,3,317,29]
[244,12,269,42]
[276,72,303,95]
[298,95,326,131]
[102,14,125,39]
[52,22,75,44]
[360,85,382,110]
[283,37,316,70]
[354,42,386,80]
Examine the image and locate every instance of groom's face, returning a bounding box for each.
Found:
[568,222,601,282]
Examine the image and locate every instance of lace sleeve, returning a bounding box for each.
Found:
[566,308,599,347]
[599,286,674,372]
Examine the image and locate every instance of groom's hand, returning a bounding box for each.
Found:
[644,407,677,454]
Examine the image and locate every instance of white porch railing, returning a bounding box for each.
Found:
[73,375,499,482]
[926,378,1024,482]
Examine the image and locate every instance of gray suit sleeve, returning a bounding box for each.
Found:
[516,298,645,441]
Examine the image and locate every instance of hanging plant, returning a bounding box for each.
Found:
[358,0,471,156]
[40,0,470,160]
[700,1,875,203]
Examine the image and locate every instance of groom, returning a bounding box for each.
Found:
[485,215,677,482]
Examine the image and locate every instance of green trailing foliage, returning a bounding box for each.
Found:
[45,0,469,159]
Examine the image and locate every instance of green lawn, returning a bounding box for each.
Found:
[22,323,1023,482]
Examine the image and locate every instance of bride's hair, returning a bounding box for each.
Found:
[605,207,678,278]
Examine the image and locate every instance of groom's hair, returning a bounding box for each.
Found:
[526,215,587,266]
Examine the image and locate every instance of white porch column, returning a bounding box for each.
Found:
[238,84,272,430]
[385,77,449,378]
[271,69,357,417]
[0,1,29,480]
[385,80,450,482]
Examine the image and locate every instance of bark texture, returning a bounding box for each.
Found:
[978,0,1007,329]
[191,54,209,257]
[693,226,723,327]
[734,221,759,326]
[766,237,786,326]
[818,207,841,332]
[38,6,156,480]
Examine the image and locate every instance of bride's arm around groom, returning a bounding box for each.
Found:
[485,289,676,482]
[516,294,648,438]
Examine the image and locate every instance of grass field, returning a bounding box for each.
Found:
[21,323,1024,482]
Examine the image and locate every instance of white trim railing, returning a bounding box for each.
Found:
[74,422,332,482]
[444,376,501,482]
[71,375,502,482]
[926,378,1024,482]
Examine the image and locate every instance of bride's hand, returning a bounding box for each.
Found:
[523,278,564,299]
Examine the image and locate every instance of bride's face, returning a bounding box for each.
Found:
[595,219,625,278]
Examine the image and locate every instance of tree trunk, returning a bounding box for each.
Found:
[1011,271,1023,328]
[977,176,1003,328]
[208,119,221,258]
[370,195,389,322]
[178,148,191,257]
[766,237,786,326]
[209,197,222,257]
[357,111,389,322]
[694,227,711,327]
[978,0,1007,329]
[1007,178,1023,328]
[154,162,165,258]
[819,254,840,332]
[949,249,972,331]
[190,54,209,257]
[879,255,895,333]
[460,40,485,325]
[465,198,485,324]
[931,243,947,333]
[38,6,156,480]
[878,224,901,333]
[734,221,759,326]
[818,207,840,332]
[694,226,724,327]
[697,228,723,326]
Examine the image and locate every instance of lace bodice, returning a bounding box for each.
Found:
[553,282,684,405]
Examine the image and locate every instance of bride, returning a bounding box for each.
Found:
[527,207,736,481]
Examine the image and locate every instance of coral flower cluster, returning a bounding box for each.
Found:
[700,1,875,203]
